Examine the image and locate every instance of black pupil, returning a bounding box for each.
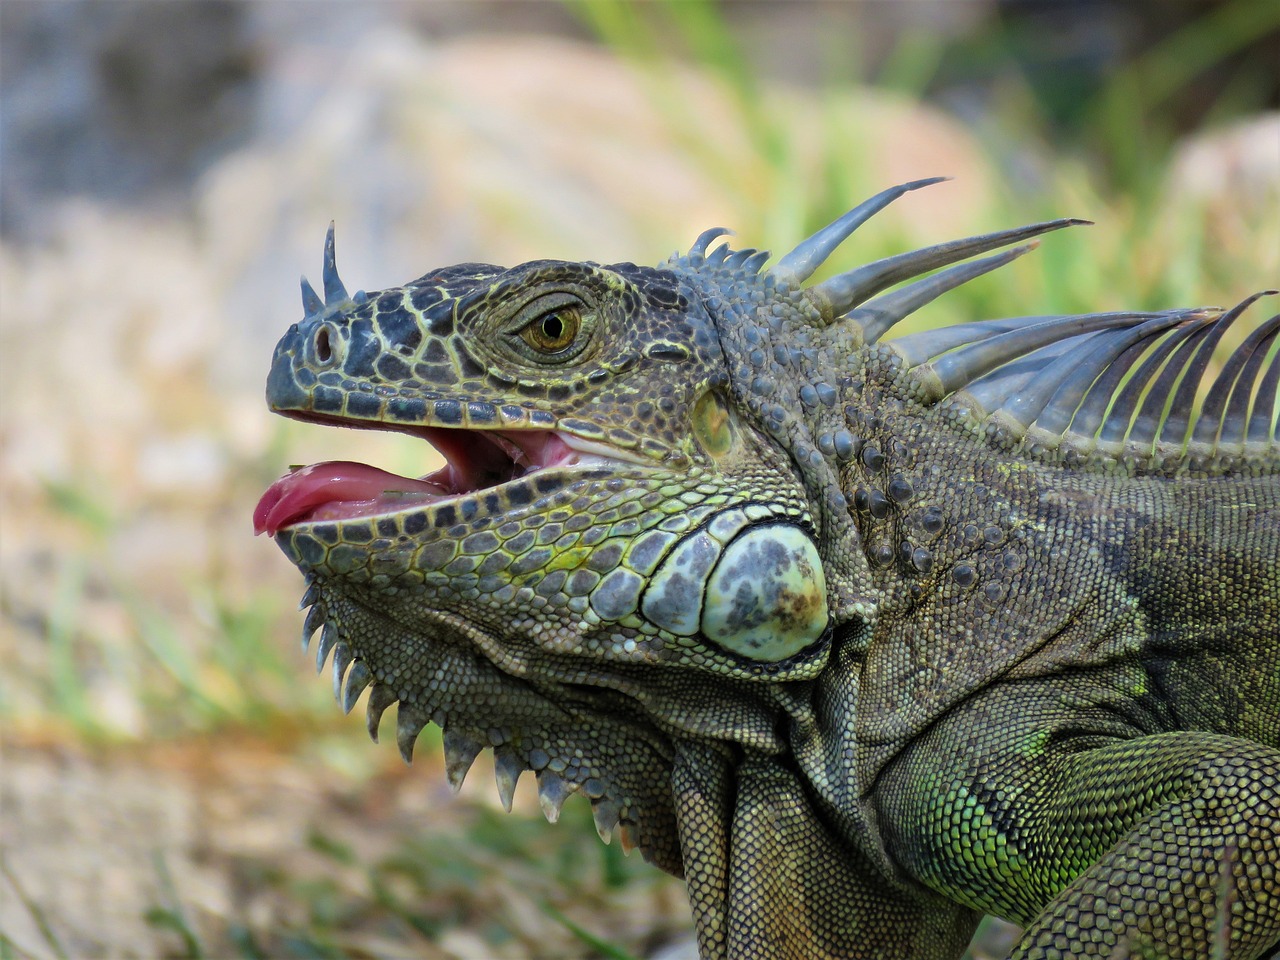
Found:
[542,314,565,341]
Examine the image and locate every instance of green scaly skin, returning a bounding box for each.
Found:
[259,196,1280,959]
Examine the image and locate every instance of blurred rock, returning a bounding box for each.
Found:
[1,1,996,243]
[1163,112,1280,265]
[0,0,257,238]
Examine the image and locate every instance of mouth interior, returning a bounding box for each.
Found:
[253,428,578,536]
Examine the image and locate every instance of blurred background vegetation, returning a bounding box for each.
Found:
[1,1,1276,958]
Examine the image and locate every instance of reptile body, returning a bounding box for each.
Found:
[256,180,1280,959]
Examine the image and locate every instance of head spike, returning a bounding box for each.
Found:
[688,227,733,259]
[315,622,338,673]
[592,798,621,844]
[807,218,1089,321]
[322,222,349,305]
[300,603,324,651]
[618,821,639,854]
[707,242,732,265]
[301,275,324,317]
[769,177,949,286]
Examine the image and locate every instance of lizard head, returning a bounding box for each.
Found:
[257,227,838,659]
[255,182,1100,875]
[255,224,843,870]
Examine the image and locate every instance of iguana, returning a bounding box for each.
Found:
[255,179,1280,960]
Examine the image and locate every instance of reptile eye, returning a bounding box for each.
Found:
[520,307,581,353]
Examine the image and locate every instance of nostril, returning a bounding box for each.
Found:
[315,326,332,363]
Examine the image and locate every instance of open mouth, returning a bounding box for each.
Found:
[253,427,626,536]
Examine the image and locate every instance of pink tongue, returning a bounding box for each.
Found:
[253,461,447,536]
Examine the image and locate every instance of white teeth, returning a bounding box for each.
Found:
[442,729,483,793]
[536,771,575,823]
[365,684,397,742]
[556,433,651,466]
[315,622,338,673]
[396,704,426,763]
[493,749,524,812]
[301,604,325,651]
[341,660,372,714]
[591,799,620,844]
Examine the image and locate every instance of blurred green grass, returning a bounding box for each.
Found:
[1,2,1276,957]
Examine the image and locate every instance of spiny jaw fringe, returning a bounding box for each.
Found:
[307,611,643,852]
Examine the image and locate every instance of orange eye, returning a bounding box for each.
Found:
[521,307,581,353]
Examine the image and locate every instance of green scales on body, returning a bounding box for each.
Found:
[255,179,1280,959]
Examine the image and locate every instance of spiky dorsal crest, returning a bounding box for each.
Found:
[676,179,1278,477]
[892,293,1278,475]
